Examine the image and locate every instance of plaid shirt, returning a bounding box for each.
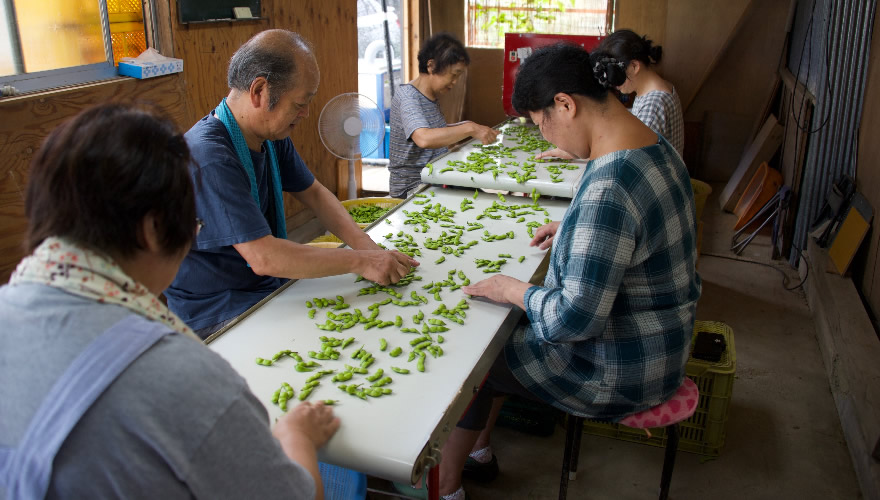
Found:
[632,88,685,157]
[506,137,701,421]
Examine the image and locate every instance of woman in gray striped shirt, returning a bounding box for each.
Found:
[537,29,684,159]
[388,33,499,198]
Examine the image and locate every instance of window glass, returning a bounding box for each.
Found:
[13,0,105,73]
[357,0,402,128]
[466,0,611,48]
[108,0,146,65]
[0,1,16,76]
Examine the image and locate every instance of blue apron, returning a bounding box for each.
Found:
[0,315,173,499]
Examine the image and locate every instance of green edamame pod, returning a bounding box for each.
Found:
[379,338,388,351]
[366,368,384,382]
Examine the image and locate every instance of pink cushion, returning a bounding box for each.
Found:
[619,377,699,429]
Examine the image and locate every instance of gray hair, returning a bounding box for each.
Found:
[227,30,311,110]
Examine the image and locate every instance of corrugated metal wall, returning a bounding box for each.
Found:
[789,0,877,265]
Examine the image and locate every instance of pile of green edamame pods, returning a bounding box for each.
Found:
[255,187,556,409]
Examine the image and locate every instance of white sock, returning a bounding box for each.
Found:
[441,486,466,500]
[468,445,493,463]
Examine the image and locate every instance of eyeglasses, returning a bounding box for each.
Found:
[195,218,205,237]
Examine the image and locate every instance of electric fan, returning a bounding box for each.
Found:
[318,93,385,199]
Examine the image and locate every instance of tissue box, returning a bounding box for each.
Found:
[118,57,183,79]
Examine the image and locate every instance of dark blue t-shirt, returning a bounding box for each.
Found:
[165,112,315,332]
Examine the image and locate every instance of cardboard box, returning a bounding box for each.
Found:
[118,57,183,79]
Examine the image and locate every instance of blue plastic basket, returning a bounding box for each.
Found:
[318,462,367,500]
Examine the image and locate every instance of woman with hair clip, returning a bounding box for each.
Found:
[429,43,700,499]
[388,32,499,198]
[537,29,685,159]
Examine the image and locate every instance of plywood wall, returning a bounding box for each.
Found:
[615,0,667,47]
[0,75,190,283]
[682,1,792,181]
[853,5,880,322]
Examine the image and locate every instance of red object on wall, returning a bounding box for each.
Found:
[502,33,605,117]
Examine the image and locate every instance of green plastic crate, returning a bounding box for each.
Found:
[580,320,736,456]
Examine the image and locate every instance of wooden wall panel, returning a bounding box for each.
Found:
[615,0,667,49]
[464,48,507,127]
[168,0,269,126]
[853,5,880,321]
[269,0,357,216]
[663,0,751,111]
[685,0,791,181]
[0,74,189,283]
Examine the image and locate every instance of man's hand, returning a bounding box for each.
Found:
[535,148,575,160]
[530,221,560,250]
[357,250,420,285]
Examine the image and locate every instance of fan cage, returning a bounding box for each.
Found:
[318,93,385,160]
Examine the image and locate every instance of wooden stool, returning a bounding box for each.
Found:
[559,377,700,500]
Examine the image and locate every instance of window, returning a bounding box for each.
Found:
[0,0,147,94]
[466,0,613,48]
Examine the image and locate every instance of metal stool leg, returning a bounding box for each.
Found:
[559,415,583,500]
[658,423,680,500]
[569,417,584,481]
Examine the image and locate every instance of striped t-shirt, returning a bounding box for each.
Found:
[388,83,448,198]
[631,88,684,157]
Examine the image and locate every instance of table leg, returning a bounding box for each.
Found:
[427,465,440,500]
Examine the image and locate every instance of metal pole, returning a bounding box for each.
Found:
[2,0,25,74]
[381,0,395,97]
[98,0,115,65]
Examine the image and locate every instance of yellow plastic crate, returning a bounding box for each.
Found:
[691,179,712,221]
[306,234,343,248]
[341,197,401,228]
[581,320,736,456]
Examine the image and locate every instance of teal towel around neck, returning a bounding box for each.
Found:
[214,98,287,239]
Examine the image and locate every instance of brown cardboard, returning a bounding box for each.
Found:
[719,114,784,211]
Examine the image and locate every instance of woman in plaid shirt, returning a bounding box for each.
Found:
[433,44,701,500]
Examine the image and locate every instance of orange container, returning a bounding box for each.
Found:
[732,163,782,231]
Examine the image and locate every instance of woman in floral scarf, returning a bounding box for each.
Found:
[0,102,338,499]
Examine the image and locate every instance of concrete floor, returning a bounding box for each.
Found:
[328,173,863,499]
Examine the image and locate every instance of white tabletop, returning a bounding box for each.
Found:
[419,120,587,197]
[207,187,570,484]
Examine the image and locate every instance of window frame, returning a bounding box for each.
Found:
[0,0,148,94]
[464,0,615,49]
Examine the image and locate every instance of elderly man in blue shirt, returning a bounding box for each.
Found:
[166,30,418,339]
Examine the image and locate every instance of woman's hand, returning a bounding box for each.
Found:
[469,123,500,144]
[530,222,560,250]
[273,401,340,450]
[462,274,530,310]
[535,148,575,160]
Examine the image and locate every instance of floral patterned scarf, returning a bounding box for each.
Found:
[9,237,199,341]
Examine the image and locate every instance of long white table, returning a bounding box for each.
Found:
[419,120,587,197]
[207,187,570,485]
